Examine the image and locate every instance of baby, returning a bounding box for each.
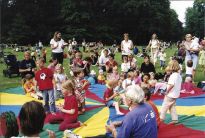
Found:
[149,79,167,95]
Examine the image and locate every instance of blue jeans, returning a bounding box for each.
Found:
[42,89,56,112]
[160,60,165,67]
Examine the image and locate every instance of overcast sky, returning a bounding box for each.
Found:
[170,0,194,25]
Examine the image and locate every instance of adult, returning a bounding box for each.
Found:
[146,33,160,66]
[105,53,118,73]
[50,31,68,64]
[106,85,157,138]
[140,55,155,74]
[99,49,109,71]
[184,34,200,77]
[19,51,36,78]
[72,38,78,51]
[121,33,133,59]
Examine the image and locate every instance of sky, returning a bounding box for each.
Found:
[170,0,194,25]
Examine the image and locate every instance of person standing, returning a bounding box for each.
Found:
[50,31,68,64]
[146,33,160,66]
[121,33,133,59]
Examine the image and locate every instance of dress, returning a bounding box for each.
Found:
[199,50,205,65]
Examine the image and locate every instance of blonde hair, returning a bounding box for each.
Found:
[168,60,180,72]
[107,80,118,89]
[53,31,61,41]
[62,80,75,94]
[55,64,64,73]
[165,66,172,72]
[127,71,134,78]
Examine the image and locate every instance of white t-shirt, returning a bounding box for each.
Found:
[158,52,166,61]
[54,73,67,90]
[186,66,193,75]
[150,39,159,49]
[121,62,130,72]
[167,72,182,98]
[50,38,66,53]
[121,40,133,55]
[98,55,109,66]
[122,79,135,89]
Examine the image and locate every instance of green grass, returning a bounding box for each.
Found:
[0,45,204,90]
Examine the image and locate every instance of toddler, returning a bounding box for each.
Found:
[181,77,195,94]
[98,69,106,84]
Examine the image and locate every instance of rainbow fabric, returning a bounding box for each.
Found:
[0,84,205,138]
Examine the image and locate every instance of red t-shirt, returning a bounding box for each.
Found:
[105,60,118,68]
[63,95,78,119]
[35,67,53,91]
[103,88,113,102]
[73,58,84,68]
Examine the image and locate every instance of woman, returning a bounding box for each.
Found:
[140,55,156,74]
[121,33,133,59]
[146,33,160,66]
[50,31,68,64]
[106,85,157,138]
[184,34,199,78]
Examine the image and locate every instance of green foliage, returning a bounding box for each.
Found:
[185,0,205,38]
[1,0,192,45]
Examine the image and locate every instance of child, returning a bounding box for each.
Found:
[54,64,68,100]
[48,59,58,73]
[23,74,41,99]
[160,60,182,124]
[121,56,130,73]
[90,51,99,66]
[164,66,172,82]
[133,70,141,85]
[181,77,195,94]
[46,80,85,131]
[72,52,84,68]
[0,111,19,138]
[186,60,194,78]
[122,71,135,89]
[104,80,124,115]
[140,73,150,89]
[35,58,56,113]
[143,87,160,127]
[107,66,120,81]
[73,68,89,114]
[149,79,167,95]
[98,69,106,84]
[158,49,166,70]
[87,70,97,85]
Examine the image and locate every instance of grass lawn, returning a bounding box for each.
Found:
[0,45,204,90]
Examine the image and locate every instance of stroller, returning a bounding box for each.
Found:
[3,52,20,78]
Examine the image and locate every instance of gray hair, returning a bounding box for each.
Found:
[125,85,145,104]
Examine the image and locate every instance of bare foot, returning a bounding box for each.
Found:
[116,112,124,115]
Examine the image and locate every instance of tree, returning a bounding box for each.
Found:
[185,0,205,38]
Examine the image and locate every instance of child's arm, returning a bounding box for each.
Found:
[105,93,118,102]
[166,84,174,94]
[57,105,75,114]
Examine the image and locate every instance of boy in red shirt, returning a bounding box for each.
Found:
[35,58,56,113]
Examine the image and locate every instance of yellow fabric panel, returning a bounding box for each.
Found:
[157,105,205,117]
[85,101,104,105]
[0,93,65,105]
[73,107,109,138]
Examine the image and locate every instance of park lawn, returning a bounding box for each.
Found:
[0,45,204,90]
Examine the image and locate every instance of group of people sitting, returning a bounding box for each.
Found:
[1,32,205,138]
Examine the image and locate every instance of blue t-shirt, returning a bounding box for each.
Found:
[117,103,157,138]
